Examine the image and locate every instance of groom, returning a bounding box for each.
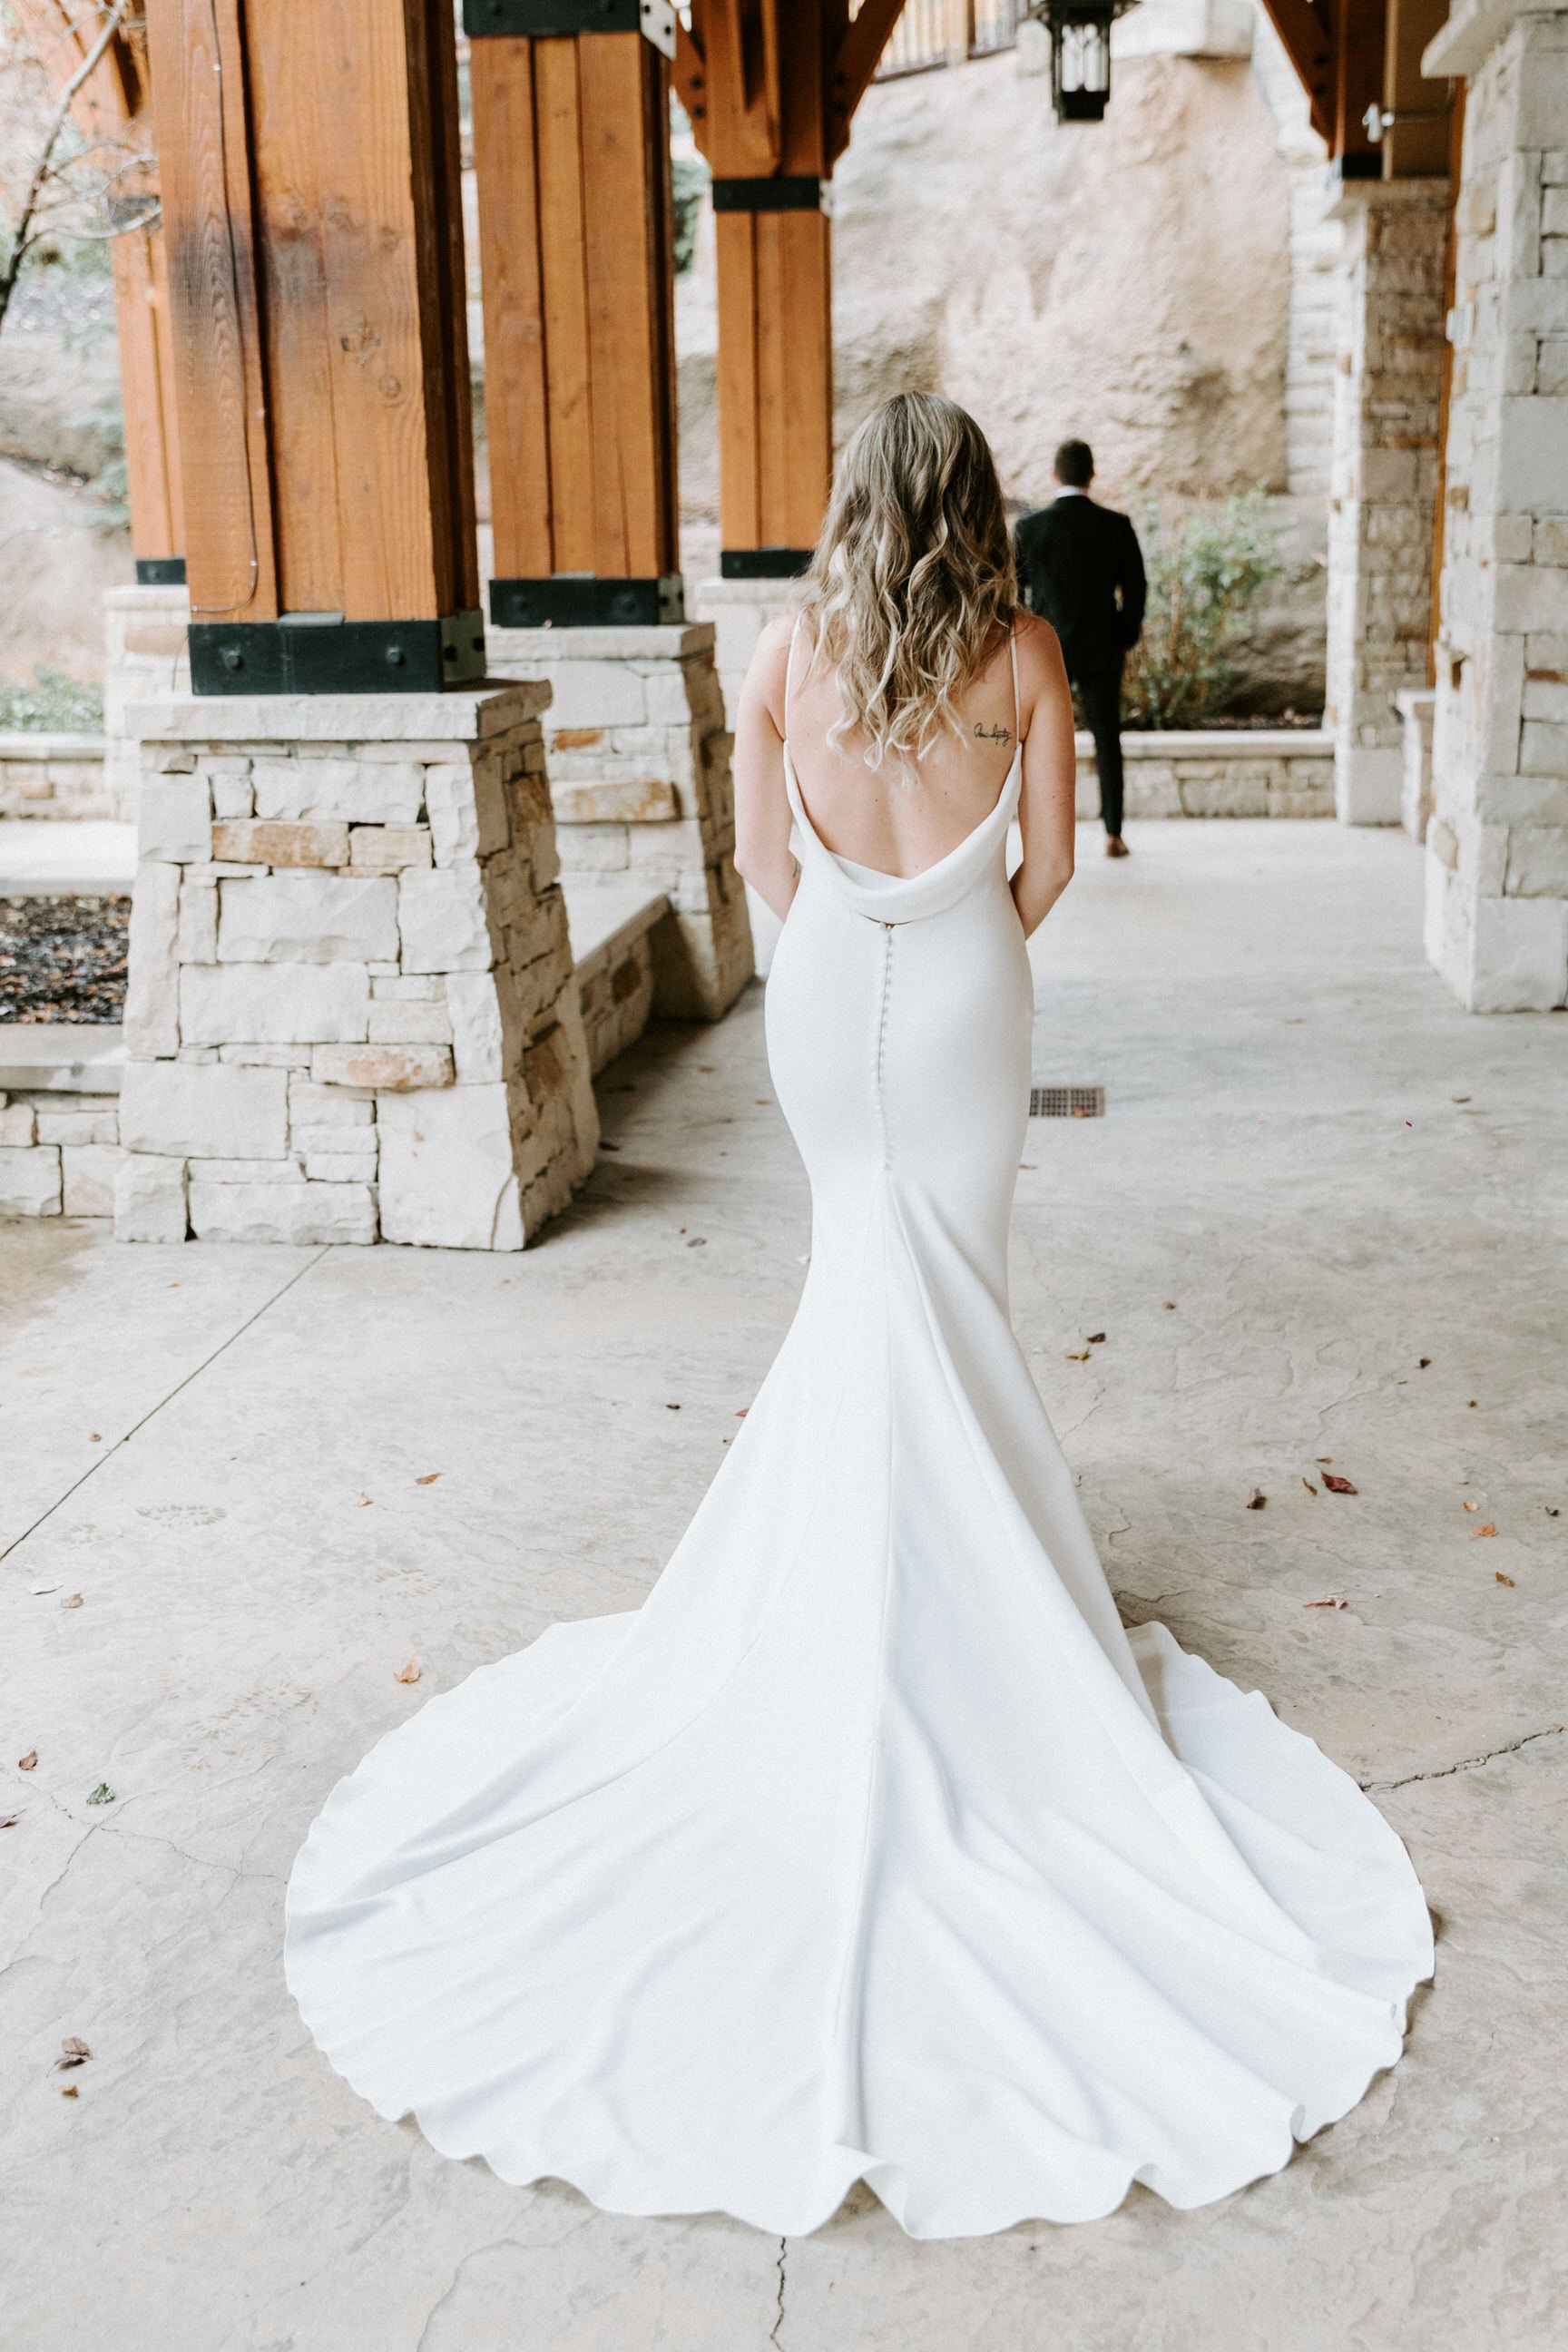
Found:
[1014,440,1146,858]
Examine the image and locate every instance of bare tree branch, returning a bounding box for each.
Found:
[0,0,129,337]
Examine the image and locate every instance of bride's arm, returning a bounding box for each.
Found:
[1011,617,1076,938]
[731,616,800,924]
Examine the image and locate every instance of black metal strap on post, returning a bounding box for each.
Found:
[463,0,675,50]
[135,556,187,587]
[189,612,486,696]
[488,574,685,630]
[710,176,825,214]
[719,549,813,582]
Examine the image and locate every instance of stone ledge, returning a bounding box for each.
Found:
[1114,730,1333,759]
[487,622,716,662]
[127,683,553,743]
[0,733,107,760]
[0,1024,124,1094]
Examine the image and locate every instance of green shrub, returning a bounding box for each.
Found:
[671,155,709,276]
[1122,493,1281,730]
[0,665,105,732]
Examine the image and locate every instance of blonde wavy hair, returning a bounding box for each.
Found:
[797,391,1016,773]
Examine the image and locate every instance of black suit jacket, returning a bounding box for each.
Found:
[1014,495,1147,676]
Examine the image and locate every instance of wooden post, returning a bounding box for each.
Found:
[1333,0,1387,178]
[12,1,185,581]
[142,0,482,692]
[467,15,681,627]
[1382,0,1453,180]
[688,0,848,580]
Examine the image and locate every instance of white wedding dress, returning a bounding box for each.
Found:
[286,638,1433,2239]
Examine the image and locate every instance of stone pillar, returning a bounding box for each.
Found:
[1424,3,1568,1010]
[103,584,191,821]
[1397,685,1438,838]
[1325,180,1451,825]
[113,685,598,1250]
[485,622,753,1021]
[691,574,796,743]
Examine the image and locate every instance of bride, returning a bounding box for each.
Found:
[286,393,1433,2240]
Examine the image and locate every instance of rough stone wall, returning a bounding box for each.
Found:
[486,624,753,1021]
[104,585,190,819]
[0,734,114,819]
[1426,8,1568,1010]
[114,686,599,1248]
[1326,182,1451,824]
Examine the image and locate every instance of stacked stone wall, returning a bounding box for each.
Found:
[1426,6,1568,1008]
[1326,181,1451,824]
[113,686,598,1248]
[0,735,117,820]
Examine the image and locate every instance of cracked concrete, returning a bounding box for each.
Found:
[3,821,1566,2349]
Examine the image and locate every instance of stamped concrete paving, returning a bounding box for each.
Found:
[3,820,1565,2352]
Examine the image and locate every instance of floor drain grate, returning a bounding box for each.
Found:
[1029,1085,1105,1120]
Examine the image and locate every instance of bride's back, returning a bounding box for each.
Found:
[784,621,1021,882]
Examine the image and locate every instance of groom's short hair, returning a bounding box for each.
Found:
[1054,439,1094,488]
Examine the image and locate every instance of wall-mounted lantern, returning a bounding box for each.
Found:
[1031,2,1135,123]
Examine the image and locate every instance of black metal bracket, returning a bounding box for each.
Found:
[720,548,812,582]
[189,612,486,696]
[135,556,186,587]
[710,176,824,214]
[463,0,674,49]
[488,573,684,629]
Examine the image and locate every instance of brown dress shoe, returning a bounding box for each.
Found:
[1105,835,1130,858]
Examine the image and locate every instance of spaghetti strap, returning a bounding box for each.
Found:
[1009,628,1021,746]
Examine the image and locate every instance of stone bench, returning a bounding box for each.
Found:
[0,1024,123,1218]
[0,736,118,824]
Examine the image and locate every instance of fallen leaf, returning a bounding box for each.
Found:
[734,1408,748,1418]
[1418,1357,1432,1368]
[1163,1301,1176,1310]
[665,1402,681,1411]
[1468,1400,1478,1408]
[85,1784,115,1806]
[1018,1161,1037,1171]
[1245,1488,1268,1510]
[55,2038,91,2069]
[60,1592,83,1610]
[1494,1571,1515,1587]
[1087,1332,1107,1345]
[1462,1498,1479,1513]
[1322,1474,1358,1495]
[88,1433,101,1444]
[1548,1506,1561,1518]
[1065,1350,1091,1362]
[1302,1478,1318,1495]
[394,1661,421,1684]
[1304,1595,1348,1610]
[415,1473,441,1486]
[1315,1456,1333,1465]
[354,1493,372,1507]
[686,1237,707,1249]
[0,1814,18,1829]
[17,1751,36,1771]
[1474,1523,1497,1539]
[1452,1095,1470,1104]
[61,2085,78,2099]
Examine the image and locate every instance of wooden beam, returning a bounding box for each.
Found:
[1383,0,1453,179]
[471,29,681,619]
[1255,0,1335,148]
[145,0,276,621]
[145,0,480,677]
[826,0,907,162]
[1334,0,1386,173]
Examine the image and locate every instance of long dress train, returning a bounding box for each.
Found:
[285,652,1433,2240]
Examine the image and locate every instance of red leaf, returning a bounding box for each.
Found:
[1304,1595,1348,1610]
[17,1750,36,1771]
[1474,1523,1497,1539]
[1245,1488,1267,1510]
[1322,1474,1358,1495]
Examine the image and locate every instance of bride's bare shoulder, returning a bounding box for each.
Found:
[737,610,801,731]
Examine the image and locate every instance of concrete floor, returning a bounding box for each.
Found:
[4,820,1566,2351]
